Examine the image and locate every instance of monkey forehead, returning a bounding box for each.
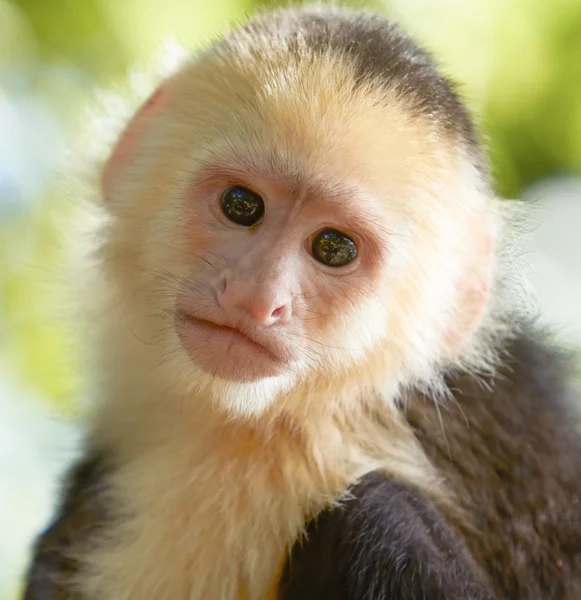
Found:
[146,5,491,198]
[164,50,468,200]
[220,5,481,153]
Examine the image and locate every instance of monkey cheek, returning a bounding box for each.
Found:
[175,319,288,382]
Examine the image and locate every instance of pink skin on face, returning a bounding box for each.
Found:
[173,168,384,383]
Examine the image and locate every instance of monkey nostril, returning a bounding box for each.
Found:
[271,306,285,320]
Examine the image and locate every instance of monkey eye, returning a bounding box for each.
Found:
[312,229,358,267]
[220,186,264,227]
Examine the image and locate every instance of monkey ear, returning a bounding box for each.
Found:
[445,212,497,354]
[101,82,173,201]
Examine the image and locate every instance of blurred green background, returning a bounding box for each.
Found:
[1,0,580,598]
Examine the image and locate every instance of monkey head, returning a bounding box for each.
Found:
[96,7,499,419]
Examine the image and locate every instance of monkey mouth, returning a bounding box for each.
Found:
[174,310,288,367]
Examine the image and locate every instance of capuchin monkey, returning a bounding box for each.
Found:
[22,4,581,600]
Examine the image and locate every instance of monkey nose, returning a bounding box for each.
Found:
[217,278,291,326]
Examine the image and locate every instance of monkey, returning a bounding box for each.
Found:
[21,3,581,600]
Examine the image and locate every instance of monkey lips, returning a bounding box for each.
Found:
[174,309,292,382]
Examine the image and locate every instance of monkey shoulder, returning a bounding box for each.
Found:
[22,455,108,600]
[409,325,581,599]
[409,324,581,474]
[418,324,581,480]
[279,472,497,600]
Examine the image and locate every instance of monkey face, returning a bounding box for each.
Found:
[153,135,398,417]
[99,54,496,418]
[173,170,387,380]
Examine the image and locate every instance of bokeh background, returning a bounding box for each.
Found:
[1,0,581,597]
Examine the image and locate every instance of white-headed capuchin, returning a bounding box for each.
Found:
[22,4,581,600]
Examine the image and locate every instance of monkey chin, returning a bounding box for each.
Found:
[199,371,299,419]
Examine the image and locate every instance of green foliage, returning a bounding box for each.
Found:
[0,201,80,413]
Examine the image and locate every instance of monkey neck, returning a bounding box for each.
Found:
[92,374,357,471]
[90,371,443,510]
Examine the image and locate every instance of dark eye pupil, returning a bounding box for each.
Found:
[221,186,264,227]
[312,229,358,267]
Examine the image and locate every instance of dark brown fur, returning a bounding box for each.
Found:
[22,458,107,600]
[280,473,497,600]
[409,326,581,599]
